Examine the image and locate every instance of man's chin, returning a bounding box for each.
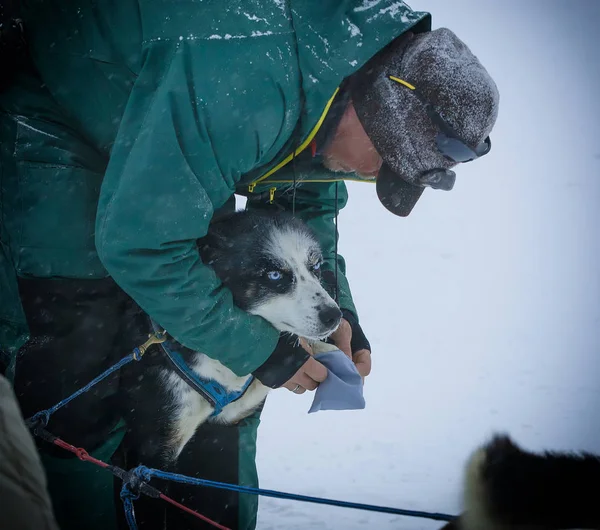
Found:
[323,158,379,180]
[323,156,351,173]
[355,171,377,180]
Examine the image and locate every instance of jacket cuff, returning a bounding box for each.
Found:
[251,334,310,389]
[341,308,371,355]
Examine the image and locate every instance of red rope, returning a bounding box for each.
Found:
[48,436,231,530]
[159,493,231,530]
[53,438,110,469]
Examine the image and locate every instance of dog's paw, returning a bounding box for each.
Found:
[310,341,341,355]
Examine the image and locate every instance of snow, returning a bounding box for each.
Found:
[272,0,286,12]
[201,31,275,41]
[250,1,600,528]
[244,13,269,24]
[252,30,274,38]
[367,2,412,23]
[354,0,385,13]
[347,20,362,38]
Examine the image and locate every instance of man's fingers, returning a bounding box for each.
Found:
[283,359,326,392]
[298,372,319,391]
[339,340,352,359]
[279,354,328,393]
[353,349,372,378]
[303,357,328,383]
[330,319,352,358]
[283,381,306,394]
[356,365,370,378]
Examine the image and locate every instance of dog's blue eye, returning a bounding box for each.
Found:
[312,262,321,271]
[267,271,282,281]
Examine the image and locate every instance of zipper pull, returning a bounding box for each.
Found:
[269,187,276,204]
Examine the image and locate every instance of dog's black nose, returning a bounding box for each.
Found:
[318,306,342,328]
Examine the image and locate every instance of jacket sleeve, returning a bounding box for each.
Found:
[95,42,280,377]
[247,180,358,320]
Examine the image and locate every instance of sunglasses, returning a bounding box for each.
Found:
[389,75,492,164]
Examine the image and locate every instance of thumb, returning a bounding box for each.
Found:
[353,349,372,378]
[338,335,352,359]
[334,320,352,359]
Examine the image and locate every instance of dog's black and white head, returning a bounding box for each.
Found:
[199,210,342,340]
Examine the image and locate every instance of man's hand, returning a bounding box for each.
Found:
[329,318,352,358]
[281,340,328,394]
[353,349,372,378]
[329,318,372,379]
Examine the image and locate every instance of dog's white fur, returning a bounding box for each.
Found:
[462,447,504,530]
[165,340,339,459]
[164,223,341,459]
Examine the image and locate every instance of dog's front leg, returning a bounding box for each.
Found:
[113,427,180,530]
[310,340,342,355]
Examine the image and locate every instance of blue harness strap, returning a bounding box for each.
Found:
[150,320,254,416]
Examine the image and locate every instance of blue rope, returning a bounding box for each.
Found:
[24,330,457,525]
[120,483,139,530]
[133,466,454,523]
[26,352,139,428]
[123,498,137,530]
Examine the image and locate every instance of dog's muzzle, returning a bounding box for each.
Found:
[318,305,342,333]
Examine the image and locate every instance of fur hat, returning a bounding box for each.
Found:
[352,28,500,216]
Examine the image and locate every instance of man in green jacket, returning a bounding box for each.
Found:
[0,1,499,529]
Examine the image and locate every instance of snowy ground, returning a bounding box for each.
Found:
[254,1,600,528]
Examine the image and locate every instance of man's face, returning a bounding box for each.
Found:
[322,101,383,178]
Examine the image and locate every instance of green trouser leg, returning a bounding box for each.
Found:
[35,405,262,530]
[237,411,261,530]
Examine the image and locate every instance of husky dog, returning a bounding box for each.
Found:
[119,209,342,465]
[442,434,600,530]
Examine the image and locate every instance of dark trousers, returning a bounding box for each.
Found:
[12,277,261,530]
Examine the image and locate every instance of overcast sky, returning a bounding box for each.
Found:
[255,2,600,528]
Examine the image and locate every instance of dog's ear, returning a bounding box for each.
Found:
[198,240,217,265]
[198,230,240,282]
[198,231,226,265]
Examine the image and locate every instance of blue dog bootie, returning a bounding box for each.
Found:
[308,349,366,413]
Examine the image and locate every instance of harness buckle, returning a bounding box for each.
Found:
[269,187,276,204]
[248,182,256,193]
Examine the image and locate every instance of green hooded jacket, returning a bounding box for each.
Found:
[0,0,430,376]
